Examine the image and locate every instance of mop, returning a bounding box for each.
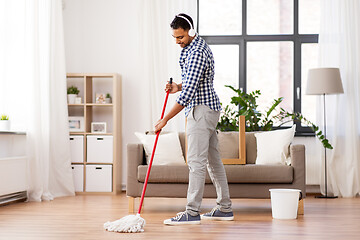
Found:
[104,78,173,233]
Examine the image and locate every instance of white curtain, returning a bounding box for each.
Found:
[318,0,360,197]
[0,0,74,201]
[139,0,197,132]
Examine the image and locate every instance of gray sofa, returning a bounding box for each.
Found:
[126,132,306,213]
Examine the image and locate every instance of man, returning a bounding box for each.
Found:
[154,13,233,225]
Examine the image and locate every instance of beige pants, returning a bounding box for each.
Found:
[186,105,232,216]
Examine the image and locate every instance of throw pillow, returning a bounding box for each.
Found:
[134,131,185,166]
[254,125,296,165]
[217,131,239,159]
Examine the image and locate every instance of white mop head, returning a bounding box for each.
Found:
[104,213,146,233]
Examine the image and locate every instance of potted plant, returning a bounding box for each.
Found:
[217,85,333,149]
[67,86,80,104]
[105,93,112,103]
[0,114,10,131]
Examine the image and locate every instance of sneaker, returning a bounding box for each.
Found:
[201,207,234,221]
[163,211,201,225]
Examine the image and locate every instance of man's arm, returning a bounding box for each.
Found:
[154,103,184,133]
[164,102,184,122]
[154,82,183,133]
[155,51,206,133]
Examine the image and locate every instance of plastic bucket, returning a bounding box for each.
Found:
[269,189,301,220]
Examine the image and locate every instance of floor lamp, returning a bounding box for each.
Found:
[306,68,344,198]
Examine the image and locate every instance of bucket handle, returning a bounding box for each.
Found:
[299,191,303,201]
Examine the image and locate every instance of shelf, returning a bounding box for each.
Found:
[67,73,121,194]
[86,133,113,135]
[69,132,86,135]
[67,73,116,78]
[85,103,113,106]
[69,132,113,135]
[71,163,113,165]
[68,104,113,107]
[68,104,85,107]
[85,163,113,165]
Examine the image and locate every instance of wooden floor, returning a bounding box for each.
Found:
[1,193,360,240]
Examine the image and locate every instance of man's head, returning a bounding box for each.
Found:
[170,14,196,48]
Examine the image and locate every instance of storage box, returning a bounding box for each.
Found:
[85,165,112,192]
[71,165,84,192]
[86,135,113,163]
[69,136,84,163]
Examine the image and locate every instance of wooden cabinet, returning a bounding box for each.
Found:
[67,73,121,194]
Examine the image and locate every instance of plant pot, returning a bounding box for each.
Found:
[75,97,82,104]
[67,94,77,104]
[105,98,112,104]
[0,120,10,131]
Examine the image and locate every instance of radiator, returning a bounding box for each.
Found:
[0,156,27,204]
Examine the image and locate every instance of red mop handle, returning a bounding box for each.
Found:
[137,78,173,214]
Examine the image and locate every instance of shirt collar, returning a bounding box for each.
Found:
[182,34,199,53]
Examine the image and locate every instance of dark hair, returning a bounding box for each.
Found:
[170,13,194,30]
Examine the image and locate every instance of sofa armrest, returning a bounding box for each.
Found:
[290,144,306,198]
[126,143,144,197]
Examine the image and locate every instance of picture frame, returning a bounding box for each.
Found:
[68,116,84,132]
[95,93,106,104]
[91,122,107,133]
[221,115,246,165]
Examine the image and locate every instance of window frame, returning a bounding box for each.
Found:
[197,0,318,136]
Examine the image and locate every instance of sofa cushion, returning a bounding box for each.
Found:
[218,131,239,159]
[216,131,258,164]
[179,131,258,164]
[135,131,185,165]
[245,132,257,164]
[137,164,293,184]
[254,125,296,165]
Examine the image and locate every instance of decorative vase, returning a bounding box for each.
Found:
[0,120,10,131]
[75,97,82,104]
[67,94,77,104]
[105,98,112,103]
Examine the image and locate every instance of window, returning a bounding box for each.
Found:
[198,0,320,135]
[210,45,239,108]
[199,0,242,35]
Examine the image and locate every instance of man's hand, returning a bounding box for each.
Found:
[154,103,184,133]
[154,118,168,133]
[165,82,180,94]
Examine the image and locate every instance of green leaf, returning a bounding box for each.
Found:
[218,85,334,150]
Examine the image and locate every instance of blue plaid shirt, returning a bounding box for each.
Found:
[176,35,221,117]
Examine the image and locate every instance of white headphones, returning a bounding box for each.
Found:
[176,15,196,37]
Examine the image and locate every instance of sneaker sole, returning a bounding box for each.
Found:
[163,219,201,225]
[200,215,234,221]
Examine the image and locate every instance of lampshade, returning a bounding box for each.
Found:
[306,68,344,95]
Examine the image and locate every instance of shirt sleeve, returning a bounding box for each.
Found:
[176,51,207,107]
